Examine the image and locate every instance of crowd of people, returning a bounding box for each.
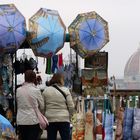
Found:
[16,70,75,140]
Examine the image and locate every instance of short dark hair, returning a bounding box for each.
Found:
[25,70,36,83]
[49,73,64,86]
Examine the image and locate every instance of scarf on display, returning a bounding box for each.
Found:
[45,53,63,74]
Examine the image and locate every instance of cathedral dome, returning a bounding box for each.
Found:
[124,48,140,81]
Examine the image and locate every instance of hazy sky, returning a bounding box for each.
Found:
[1,0,140,79]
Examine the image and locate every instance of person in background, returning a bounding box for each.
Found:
[42,72,74,140]
[16,70,44,140]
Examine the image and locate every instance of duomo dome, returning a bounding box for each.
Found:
[124,48,140,89]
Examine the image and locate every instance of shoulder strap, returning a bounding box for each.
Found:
[52,85,67,100]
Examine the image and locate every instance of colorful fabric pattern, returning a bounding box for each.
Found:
[71,99,85,140]
[0,114,16,139]
[28,8,66,58]
[68,11,109,58]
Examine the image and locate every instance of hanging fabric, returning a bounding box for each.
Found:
[96,109,103,140]
[115,96,124,140]
[45,57,52,74]
[52,55,58,73]
[132,108,140,140]
[102,96,114,140]
[84,99,96,140]
[123,108,134,140]
[71,98,85,140]
[115,107,124,140]
[45,53,64,74]
[58,53,63,67]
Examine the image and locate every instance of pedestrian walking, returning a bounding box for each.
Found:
[16,70,44,140]
[42,72,74,140]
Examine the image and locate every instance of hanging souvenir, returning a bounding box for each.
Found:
[102,96,114,140]
[132,108,140,140]
[84,99,96,140]
[82,69,108,87]
[123,108,134,140]
[71,98,85,140]
[85,52,108,70]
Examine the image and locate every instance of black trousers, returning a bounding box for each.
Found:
[47,122,70,140]
[18,124,42,140]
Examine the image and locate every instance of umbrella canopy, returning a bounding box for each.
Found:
[0,4,26,54]
[0,114,16,139]
[28,8,66,58]
[68,11,109,58]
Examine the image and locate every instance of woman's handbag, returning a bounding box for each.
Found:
[26,92,49,130]
[34,107,49,130]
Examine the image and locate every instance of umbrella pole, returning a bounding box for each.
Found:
[70,47,72,64]
[14,51,17,132]
[76,52,79,76]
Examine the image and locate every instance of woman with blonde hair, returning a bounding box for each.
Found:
[43,72,74,140]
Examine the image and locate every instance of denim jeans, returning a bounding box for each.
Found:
[47,122,70,140]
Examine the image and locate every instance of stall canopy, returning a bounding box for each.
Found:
[28,8,66,58]
[0,4,26,55]
[68,11,109,58]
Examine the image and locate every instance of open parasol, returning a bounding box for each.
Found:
[0,4,26,55]
[68,11,109,58]
[28,8,66,58]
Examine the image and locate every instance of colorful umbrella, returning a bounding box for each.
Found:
[0,114,16,139]
[28,8,66,58]
[0,4,26,54]
[68,11,109,58]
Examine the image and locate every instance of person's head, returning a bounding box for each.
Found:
[24,70,36,84]
[49,72,64,86]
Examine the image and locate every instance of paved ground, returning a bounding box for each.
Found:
[40,130,61,140]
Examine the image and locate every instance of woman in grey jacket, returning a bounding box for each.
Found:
[16,70,44,140]
[42,72,74,140]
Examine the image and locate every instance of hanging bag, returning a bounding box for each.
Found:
[115,97,124,140]
[115,107,124,140]
[71,98,85,140]
[123,107,134,140]
[132,108,140,140]
[84,99,96,140]
[102,96,114,140]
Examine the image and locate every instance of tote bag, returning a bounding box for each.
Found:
[84,100,96,140]
[132,108,140,140]
[123,108,134,140]
[115,107,124,140]
[71,99,85,140]
[102,98,114,140]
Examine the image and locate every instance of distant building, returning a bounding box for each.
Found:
[115,48,140,90]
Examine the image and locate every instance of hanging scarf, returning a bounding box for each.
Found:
[45,57,52,74]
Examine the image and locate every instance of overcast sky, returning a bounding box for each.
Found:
[1,0,140,79]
